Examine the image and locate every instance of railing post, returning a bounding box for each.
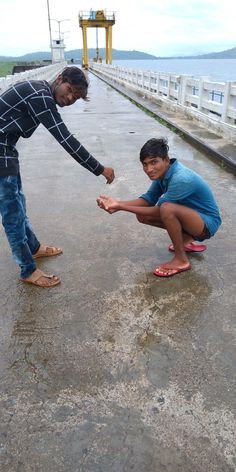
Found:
[166,74,171,99]
[142,71,144,90]
[198,78,204,112]
[149,71,151,91]
[156,73,160,95]
[178,75,191,105]
[221,81,231,124]
[198,76,209,112]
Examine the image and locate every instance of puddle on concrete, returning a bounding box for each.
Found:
[137,331,183,389]
[107,271,212,335]
[6,266,213,399]
[97,272,213,392]
[137,332,162,348]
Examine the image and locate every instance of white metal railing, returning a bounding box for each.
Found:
[90,63,236,128]
[0,62,67,94]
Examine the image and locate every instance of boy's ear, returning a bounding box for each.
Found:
[55,74,63,85]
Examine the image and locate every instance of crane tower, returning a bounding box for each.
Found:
[79,10,115,69]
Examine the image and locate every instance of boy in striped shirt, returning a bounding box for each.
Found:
[0,67,114,287]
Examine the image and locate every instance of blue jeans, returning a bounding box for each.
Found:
[0,173,40,278]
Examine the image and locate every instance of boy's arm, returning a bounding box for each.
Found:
[118,197,151,207]
[27,92,114,182]
[117,202,160,217]
[97,195,153,214]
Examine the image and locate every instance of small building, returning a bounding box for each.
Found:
[51,39,65,63]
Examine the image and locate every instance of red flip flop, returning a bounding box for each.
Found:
[153,264,191,277]
[168,242,207,253]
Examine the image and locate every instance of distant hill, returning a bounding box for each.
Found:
[192,46,236,59]
[0,46,236,62]
[0,49,158,62]
[158,46,236,60]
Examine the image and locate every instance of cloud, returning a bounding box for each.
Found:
[0,0,235,56]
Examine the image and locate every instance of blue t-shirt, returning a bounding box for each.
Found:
[140,159,221,236]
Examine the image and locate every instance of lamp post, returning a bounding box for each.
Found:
[55,30,70,41]
[50,19,70,63]
[50,18,70,42]
[46,0,52,49]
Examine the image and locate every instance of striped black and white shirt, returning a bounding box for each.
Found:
[0,79,104,177]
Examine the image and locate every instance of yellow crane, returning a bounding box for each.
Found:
[79,10,115,69]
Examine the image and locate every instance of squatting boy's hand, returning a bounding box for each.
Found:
[96,195,120,213]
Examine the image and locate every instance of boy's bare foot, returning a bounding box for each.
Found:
[154,262,191,277]
[153,256,191,277]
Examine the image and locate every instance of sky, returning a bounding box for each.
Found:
[0,0,235,57]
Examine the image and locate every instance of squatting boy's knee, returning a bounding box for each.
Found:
[159,202,175,220]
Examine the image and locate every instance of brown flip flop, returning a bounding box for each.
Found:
[20,269,61,287]
[33,246,63,259]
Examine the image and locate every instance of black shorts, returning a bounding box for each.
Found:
[195,224,211,242]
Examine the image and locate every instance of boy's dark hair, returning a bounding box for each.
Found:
[140,138,169,162]
[61,67,89,99]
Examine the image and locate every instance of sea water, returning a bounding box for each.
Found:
[112,58,236,82]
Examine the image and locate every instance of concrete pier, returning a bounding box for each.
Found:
[0,72,235,472]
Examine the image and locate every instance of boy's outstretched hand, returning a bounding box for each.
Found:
[97,195,120,213]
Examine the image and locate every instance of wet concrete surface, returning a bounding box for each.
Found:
[0,72,236,472]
